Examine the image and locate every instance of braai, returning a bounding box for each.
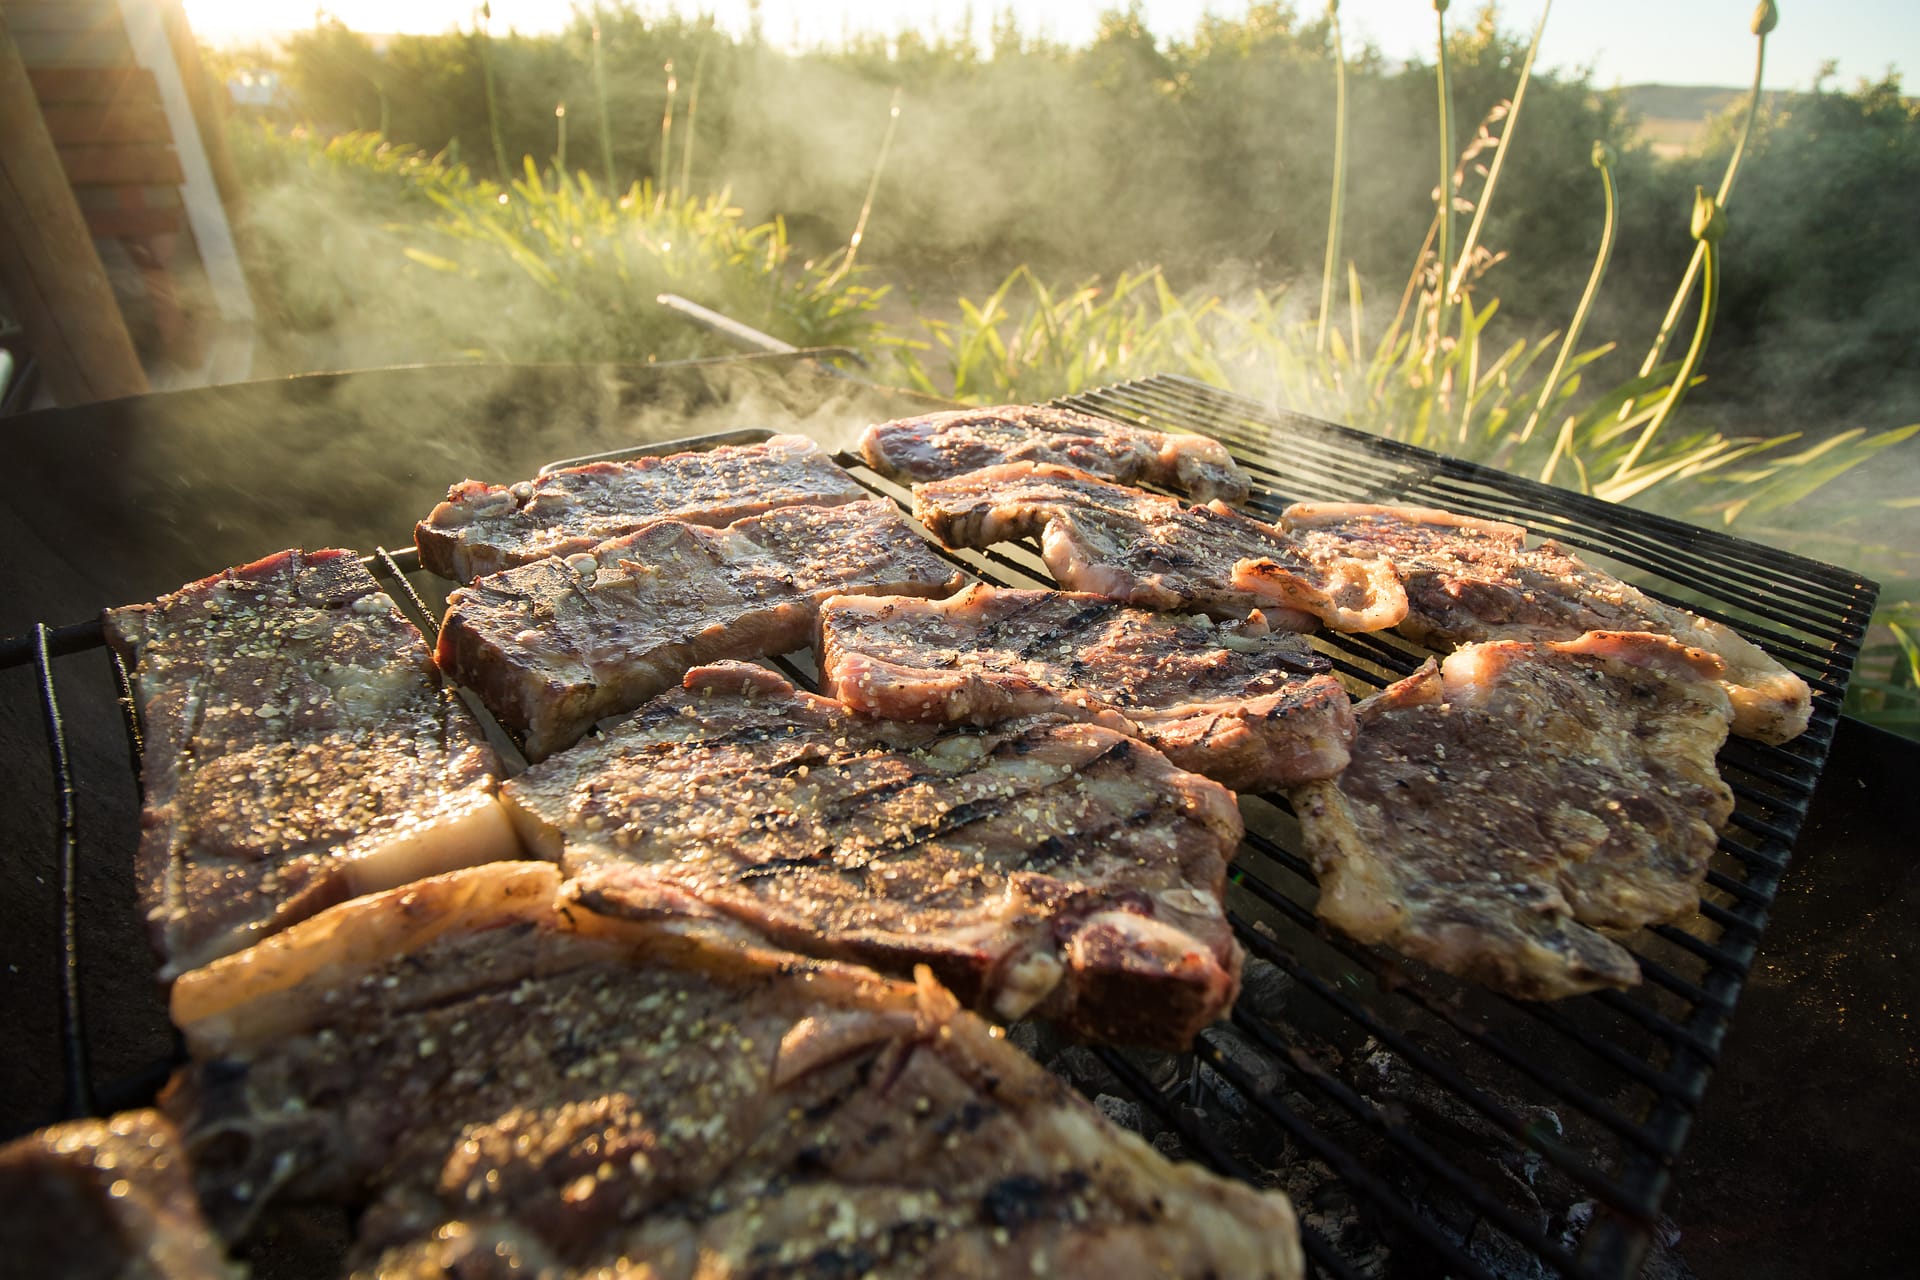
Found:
[415,434,870,583]
[436,500,968,761]
[165,863,1302,1279]
[1287,631,1736,1000]
[913,462,1397,627]
[1238,501,1813,742]
[817,584,1355,792]
[103,549,522,979]
[860,402,1252,502]
[501,662,1245,1048]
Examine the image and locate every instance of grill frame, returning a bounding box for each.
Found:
[4,374,1875,1279]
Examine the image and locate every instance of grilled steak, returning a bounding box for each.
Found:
[1287,632,1736,1000]
[437,500,968,760]
[818,584,1355,791]
[1237,502,1812,742]
[415,435,871,583]
[500,662,1244,1047]
[0,1110,240,1278]
[166,863,1302,1279]
[913,462,1397,628]
[861,403,1252,503]
[104,548,522,978]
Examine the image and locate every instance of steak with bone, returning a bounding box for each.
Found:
[860,403,1252,503]
[103,549,522,978]
[1287,631,1736,1000]
[912,462,1397,628]
[818,584,1355,791]
[0,1110,241,1278]
[415,434,870,583]
[500,662,1245,1048]
[164,863,1302,1279]
[1234,502,1812,742]
[436,500,967,760]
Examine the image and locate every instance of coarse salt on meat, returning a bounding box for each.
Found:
[414,434,870,583]
[500,662,1245,1049]
[103,548,522,978]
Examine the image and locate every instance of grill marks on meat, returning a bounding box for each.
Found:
[0,1110,241,1279]
[818,585,1355,791]
[436,500,968,761]
[500,662,1245,1048]
[1240,502,1812,743]
[860,403,1252,503]
[1288,632,1736,1000]
[165,864,1302,1279]
[103,549,522,978]
[913,462,1397,628]
[415,435,870,583]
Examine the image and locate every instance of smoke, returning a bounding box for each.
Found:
[206,12,1916,596]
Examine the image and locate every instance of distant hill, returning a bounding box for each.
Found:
[1615,83,1794,157]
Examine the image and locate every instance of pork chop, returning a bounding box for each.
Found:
[415,435,870,583]
[861,403,1252,502]
[912,462,1397,628]
[1287,631,1736,1000]
[500,662,1245,1048]
[436,500,967,760]
[165,863,1302,1279]
[1236,502,1812,742]
[104,549,522,978]
[818,584,1355,791]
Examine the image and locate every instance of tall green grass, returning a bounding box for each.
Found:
[229,123,888,366]
[227,3,1920,735]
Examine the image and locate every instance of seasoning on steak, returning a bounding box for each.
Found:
[415,434,871,583]
[500,662,1244,1048]
[104,548,522,978]
[1236,501,1812,743]
[0,1110,241,1279]
[165,863,1303,1279]
[436,500,968,761]
[818,584,1355,792]
[913,462,1398,628]
[1287,631,1736,1000]
[860,403,1252,503]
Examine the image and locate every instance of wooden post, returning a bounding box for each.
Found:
[156,0,245,218]
[0,12,148,406]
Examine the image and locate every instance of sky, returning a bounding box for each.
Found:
[183,0,1918,92]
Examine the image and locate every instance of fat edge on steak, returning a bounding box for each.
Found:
[163,862,1303,1280]
[500,662,1246,1050]
[103,548,524,978]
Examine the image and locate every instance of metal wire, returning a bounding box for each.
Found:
[33,625,93,1119]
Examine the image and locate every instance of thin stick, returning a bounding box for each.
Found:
[1431,1,1455,354]
[1316,1,1348,355]
[828,87,902,287]
[479,3,508,179]
[678,42,708,197]
[1614,188,1724,480]
[592,17,615,192]
[1617,3,1772,418]
[1448,0,1551,299]
[655,59,677,211]
[1525,141,1617,448]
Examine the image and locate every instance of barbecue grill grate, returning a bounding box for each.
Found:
[4,375,1874,1280]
